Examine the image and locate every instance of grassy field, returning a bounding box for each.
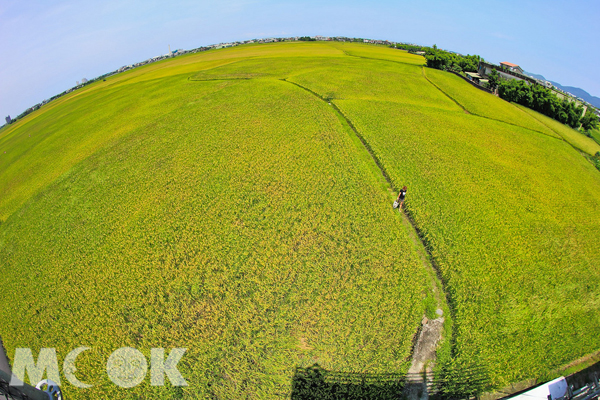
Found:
[283,48,600,383]
[335,99,600,386]
[332,43,427,65]
[0,47,430,399]
[1,41,600,397]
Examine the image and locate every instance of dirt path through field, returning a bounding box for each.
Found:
[283,78,450,397]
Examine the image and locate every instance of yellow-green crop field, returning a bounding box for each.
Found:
[1,41,599,398]
[511,104,600,155]
[591,128,600,145]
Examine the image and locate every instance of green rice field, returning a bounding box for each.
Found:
[1,41,599,398]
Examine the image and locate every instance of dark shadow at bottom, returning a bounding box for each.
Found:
[291,364,409,400]
[291,363,491,400]
[566,360,600,390]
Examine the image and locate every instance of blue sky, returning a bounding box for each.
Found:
[1,0,599,120]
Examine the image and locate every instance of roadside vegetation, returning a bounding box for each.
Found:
[1,42,599,398]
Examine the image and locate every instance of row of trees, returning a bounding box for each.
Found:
[394,44,481,73]
[492,74,598,131]
[424,45,481,73]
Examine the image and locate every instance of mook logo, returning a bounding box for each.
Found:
[9,347,187,388]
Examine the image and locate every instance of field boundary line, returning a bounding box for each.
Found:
[420,67,584,145]
[421,67,470,114]
[281,78,395,190]
[512,104,596,155]
[188,77,253,82]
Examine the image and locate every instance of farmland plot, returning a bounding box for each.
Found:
[333,98,600,387]
[513,103,600,155]
[1,41,600,397]
[424,68,559,137]
[0,75,428,398]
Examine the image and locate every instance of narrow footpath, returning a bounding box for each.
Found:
[282,78,451,399]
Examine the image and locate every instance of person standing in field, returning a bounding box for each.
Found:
[395,186,407,210]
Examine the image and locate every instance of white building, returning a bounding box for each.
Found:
[506,377,568,400]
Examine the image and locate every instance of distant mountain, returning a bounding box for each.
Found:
[524,71,547,82]
[552,85,600,109]
[523,70,600,109]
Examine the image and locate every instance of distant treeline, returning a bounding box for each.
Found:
[393,43,599,132]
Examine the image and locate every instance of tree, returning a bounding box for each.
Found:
[487,69,499,91]
[450,62,462,73]
[580,110,599,131]
[458,54,480,73]
[425,44,448,69]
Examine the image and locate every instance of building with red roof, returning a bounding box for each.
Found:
[500,62,524,75]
